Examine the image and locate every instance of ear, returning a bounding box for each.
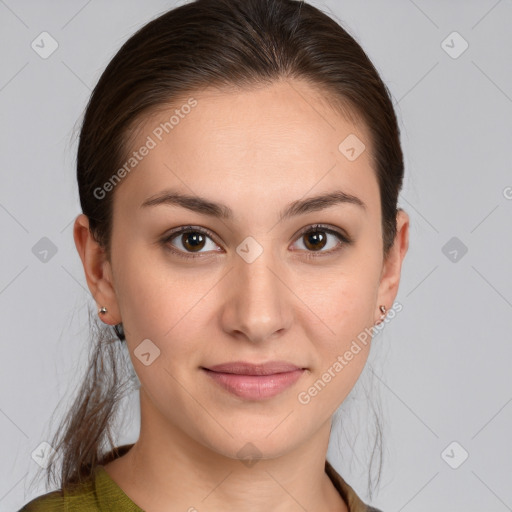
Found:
[73,213,121,326]
[375,208,409,322]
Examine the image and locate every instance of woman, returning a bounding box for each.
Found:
[20,0,408,510]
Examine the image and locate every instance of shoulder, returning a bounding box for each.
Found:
[18,478,99,511]
[18,490,64,511]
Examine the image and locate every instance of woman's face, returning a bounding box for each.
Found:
[91,79,408,460]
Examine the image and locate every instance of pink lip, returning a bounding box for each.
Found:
[202,361,306,400]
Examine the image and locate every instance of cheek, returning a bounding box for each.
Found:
[313,263,379,334]
[297,281,376,412]
[111,237,179,339]
[112,240,215,369]
[302,260,380,382]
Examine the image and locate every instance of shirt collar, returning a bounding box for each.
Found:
[325,459,372,512]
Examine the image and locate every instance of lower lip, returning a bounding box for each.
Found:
[202,368,305,400]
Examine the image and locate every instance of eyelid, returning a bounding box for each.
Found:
[161,225,220,246]
[160,223,351,259]
[160,225,221,260]
[295,223,351,244]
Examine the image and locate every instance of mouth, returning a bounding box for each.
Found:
[201,361,307,400]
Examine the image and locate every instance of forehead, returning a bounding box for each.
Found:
[115,79,379,220]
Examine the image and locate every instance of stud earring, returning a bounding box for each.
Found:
[98,306,108,315]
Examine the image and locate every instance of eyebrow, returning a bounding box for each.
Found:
[140,188,366,221]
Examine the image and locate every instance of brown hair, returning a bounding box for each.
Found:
[38,0,404,500]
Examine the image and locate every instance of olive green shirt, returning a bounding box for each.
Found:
[19,445,382,511]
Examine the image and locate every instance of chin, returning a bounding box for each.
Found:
[198,426,300,464]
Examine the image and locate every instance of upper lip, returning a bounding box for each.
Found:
[203,361,304,376]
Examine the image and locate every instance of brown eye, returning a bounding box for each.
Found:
[180,232,207,252]
[162,227,221,259]
[292,224,350,258]
[161,223,350,261]
[302,231,328,251]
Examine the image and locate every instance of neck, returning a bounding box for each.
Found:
[103,389,348,512]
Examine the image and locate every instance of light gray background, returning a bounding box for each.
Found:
[1,1,511,511]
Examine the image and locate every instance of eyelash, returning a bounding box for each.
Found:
[160,223,352,261]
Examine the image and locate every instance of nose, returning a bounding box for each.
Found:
[220,247,293,344]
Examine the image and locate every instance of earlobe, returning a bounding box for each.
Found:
[73,214,121,325]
